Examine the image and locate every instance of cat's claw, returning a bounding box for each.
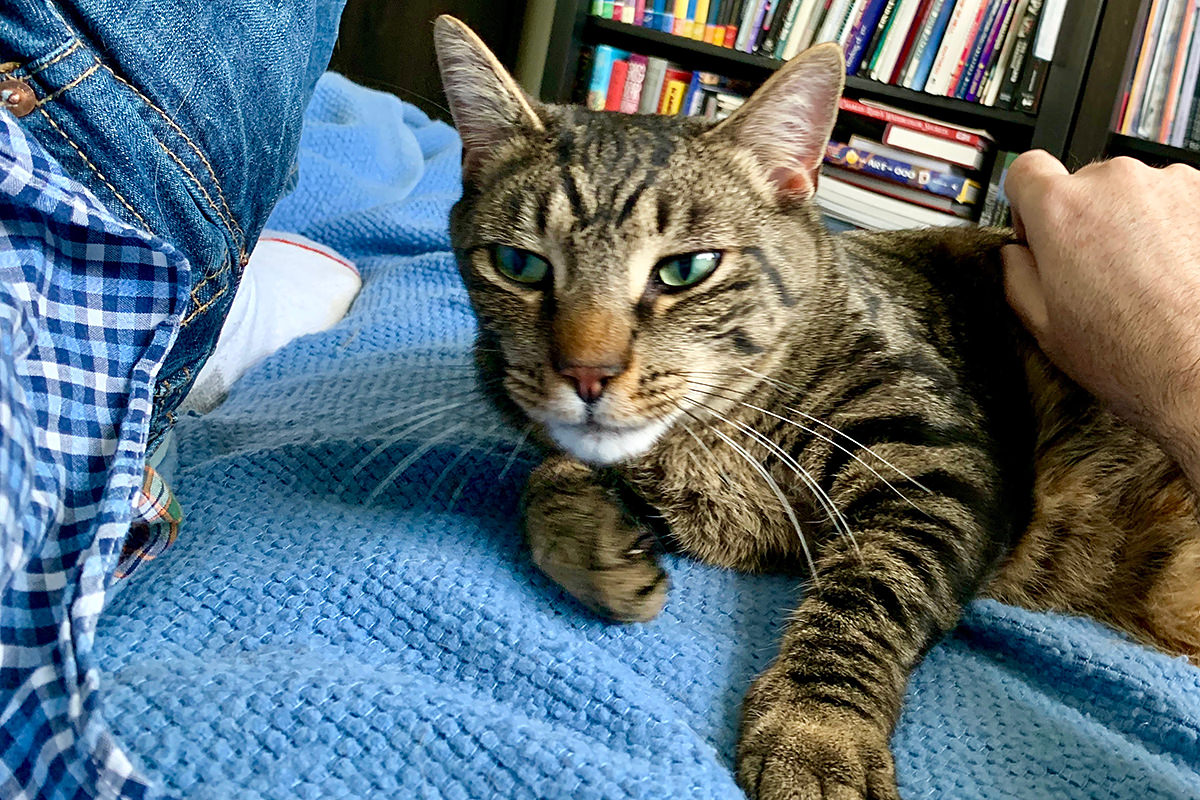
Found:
[738,670,900,800]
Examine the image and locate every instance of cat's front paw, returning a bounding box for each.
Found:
[737,668,899,800]
[524,457,669,623]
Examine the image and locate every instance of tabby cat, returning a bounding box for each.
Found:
[433,16,1200,800]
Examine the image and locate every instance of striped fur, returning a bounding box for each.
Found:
[434,17,1200,800]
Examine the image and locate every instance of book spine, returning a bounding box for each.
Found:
[995,0,1043,107]
[966,0,1017,101]
[838,97,989,147]
[1015,0,1065,112]
[635,0,647,24]
[925,0,983,96]
[1171,8,1200,145]
[662,79,689,113]
[860,0,900,75]
[946,0,992,96]
[762,0,796,53]
[825,142,981,203]
[845,0,891,72]
[838,0,870,46]
[735,0,762,48]
[874,0,924,81]
[1137,0,1187,138]
[903,0,951,89]
[691,0,710,37]
[742,0,772,51]
[1122,0,1166,130]
[586,46,619,110]
[605,59,630,111]
[638,57,668,113]
[620,55,648,112]
[891,0,937,83]
[592,0,606,15]
[815,0,853,43]
[706,0,725,41]
[1160,0,1198,141]
[673,0,690,33]
[785,0,828,56]
[959,0,1012,99]
[757,0,785,51]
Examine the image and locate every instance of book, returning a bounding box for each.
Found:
[1137,0,1189,138]
[694,0,713,38]
[845,0,893,72]
[955,0,1012,99]
[705,0,725,41]
[943,0,991,96]
[772,0,804,56]
[825,142,981,204]
[925,0,987,95]
[605,60,630,111]
[620,54,649,113]
[783,0,828,56]
[1015,0,1066,112]
[837,98,992,168]
[815,171,973,229]
[1186,82,1200,148]
[724,0,747,45]
[592,0,606,15]
[638,57,670,114]
[995,0,1044,108]
[736,0,763,49]
[848,134,960,172]
[890,0,937,83]
[744,0,774,52]
[660,78,690,114]
[635,0,647,24]
[603,0,617,17]
[814,0,852,42]
[673,0,690,34]
[762,0,797,54]
[980,0,1029,105]
[858,0,900,75]
[966,0,1014,102]
[903,0,953,90]
[586,45,623,110]
[978,150,1017,226]
[827,168,976,216]
[1160,0,1198,142]
[1121,0,1167,131]
[874,0,925,81]
[1171,6,1200,146]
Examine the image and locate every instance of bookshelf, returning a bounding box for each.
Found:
[1067,0,1200,170]
[533,0,1106,159]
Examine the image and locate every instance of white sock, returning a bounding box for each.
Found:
[179,231,361,414]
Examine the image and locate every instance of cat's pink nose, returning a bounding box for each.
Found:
[558,364,623,403]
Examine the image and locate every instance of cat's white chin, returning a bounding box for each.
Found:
[546,418,672,465]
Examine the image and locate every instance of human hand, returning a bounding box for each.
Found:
[1001,151,1200,481]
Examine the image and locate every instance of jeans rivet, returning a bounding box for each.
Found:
[0,78,35,117]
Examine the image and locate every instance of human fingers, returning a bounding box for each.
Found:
[1001,243,1050,342]
[1002,150,1070,241]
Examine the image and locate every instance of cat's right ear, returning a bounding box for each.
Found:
[433,15,544,177]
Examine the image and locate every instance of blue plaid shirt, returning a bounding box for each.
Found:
[0,107,186,798]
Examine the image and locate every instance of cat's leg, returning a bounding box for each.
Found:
[736,447,1009,800]
[524,454,669,623]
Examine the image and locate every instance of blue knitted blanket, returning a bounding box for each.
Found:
[94,74,1200,799]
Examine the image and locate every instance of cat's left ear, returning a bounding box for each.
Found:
[708,43,844,202]
[433,15,544,177]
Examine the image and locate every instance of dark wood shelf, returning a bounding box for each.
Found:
[1108,133,1200,167]
[581,16,1038,145]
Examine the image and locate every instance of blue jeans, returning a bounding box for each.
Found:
[1,0,345,453]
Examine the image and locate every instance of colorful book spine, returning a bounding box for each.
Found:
[605,60,630,111]
[839,97,991,148]
[872,0,923,81]
[1137,0,1188,137]
[660,78,689,114]
[944,0,991,96]
[1160,0,1197,142]
[673,0,690,34]
[965,0,1017,101]
[591,1,606,16]
[586,46,621,110]
[693,0,712,37]
[890,0,936,82]
[620,54,648,113]
[825,142,981,203]
[903,0,952,89]
[844,0,891,73]
[956,0,1011,99]
[859,0,900,75]
[706,0,725,41]
[920,0,973,94]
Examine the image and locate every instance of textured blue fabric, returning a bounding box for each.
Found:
[0,108,186,799]
[93,74,1200,800]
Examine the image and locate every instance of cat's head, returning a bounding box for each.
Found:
[434,16,844,465]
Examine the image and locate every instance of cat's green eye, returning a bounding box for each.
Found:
[491,245,551,286]
[656,251,722,290]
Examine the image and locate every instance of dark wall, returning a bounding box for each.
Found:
[328,0,529,122]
